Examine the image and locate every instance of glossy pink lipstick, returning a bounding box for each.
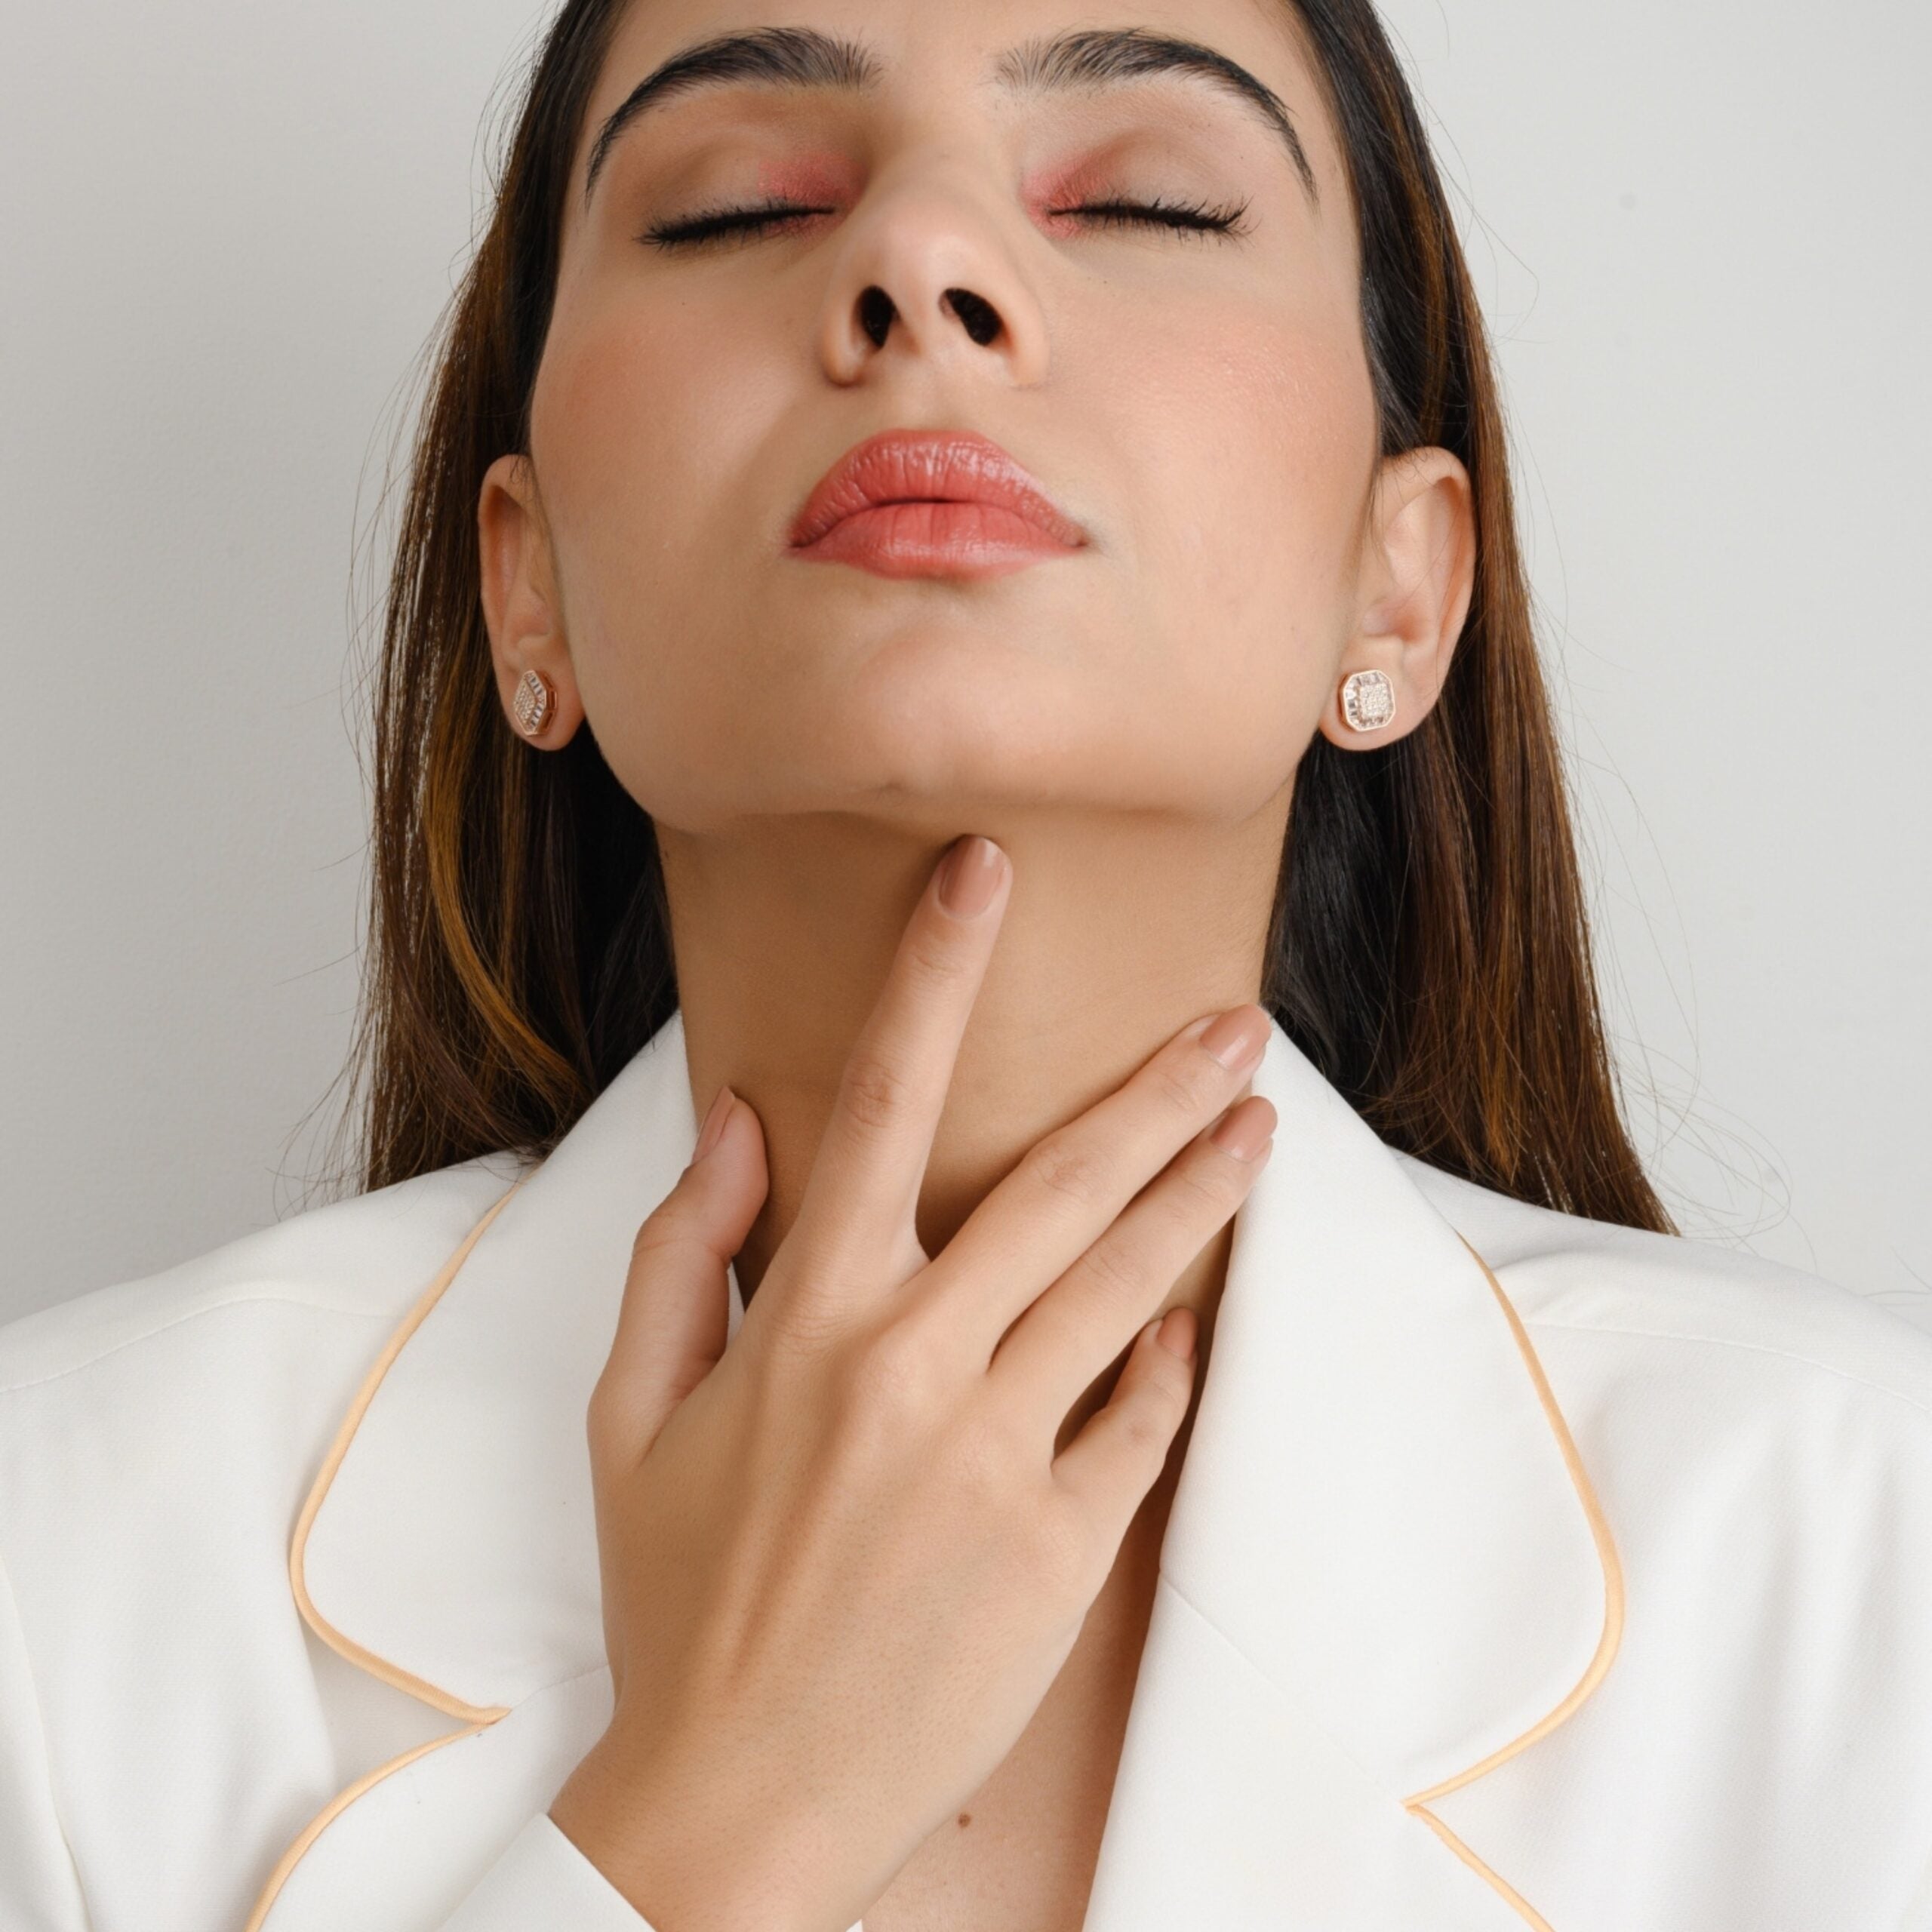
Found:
[787,430,1088,580]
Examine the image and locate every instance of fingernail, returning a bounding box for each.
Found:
[693,1085,734,1163]
[1155,1307,1198,1364]
[1209,1099,1275,1162]
[1199,1004,1269,1072]
[938,835,1004,917]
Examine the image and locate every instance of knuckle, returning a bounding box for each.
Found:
[763,1288,845,1364]
[848,1322,940,1423]
[1026,1132,1110,1210]
[838,1050,914,1137]
[1079,1235,1149,1309]
[626,1229,669,1280]
[583,1374,629,1461]
[629,1199,693,1265]
[1117,1388,1180,1463]
[901,921,974,990]
[1150,1349,1195,1419]
[583,1376,613,1440]
[1152,1050,1220,1118]
[755,1245,862,1358]
[1157,1334,1196,1394]
[1170,1144,1244,1215]
[945,1411,1021,1504]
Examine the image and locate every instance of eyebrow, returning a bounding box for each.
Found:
[1004,27,1318,203]
[581,24,1319,211]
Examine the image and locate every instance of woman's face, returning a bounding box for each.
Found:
[485,0,1455,835]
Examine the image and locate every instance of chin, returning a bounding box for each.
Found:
[763,710,1099,820]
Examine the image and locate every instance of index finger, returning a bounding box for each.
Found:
[786,834,1012,1287]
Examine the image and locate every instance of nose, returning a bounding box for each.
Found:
[857,284,1002,350]
[813,172,1051,388]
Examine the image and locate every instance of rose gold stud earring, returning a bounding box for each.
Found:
[1341,669,1397,734]
[512,668,555,738]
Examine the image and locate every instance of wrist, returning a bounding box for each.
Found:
[550,1729,837,1932]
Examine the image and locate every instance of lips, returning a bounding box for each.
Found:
[784,429,1089,582]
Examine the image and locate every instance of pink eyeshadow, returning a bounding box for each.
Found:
[1025,151,1121,231]
[752,153,862,204]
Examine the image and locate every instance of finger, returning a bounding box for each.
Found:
[915,1003,1272,1356]
[786,835,1012,1287]
[1050,1309,1198,1542]
[586,1088,768,1467]
[990,1097,1273,1422]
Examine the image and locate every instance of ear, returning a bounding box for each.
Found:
[478,453,586,749]
[1318,446,1476,751]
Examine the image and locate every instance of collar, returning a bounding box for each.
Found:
[294,1008,1622,1924]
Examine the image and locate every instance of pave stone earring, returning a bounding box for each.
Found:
[512,668,555,738]
[1341,669,1397,734]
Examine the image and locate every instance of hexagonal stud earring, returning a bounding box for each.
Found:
[512,668,555,738]
[1341,669,1397,734]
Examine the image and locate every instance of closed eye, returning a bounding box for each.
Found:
[1049,192,1252,240]
[640,198,833,251]
[641,191,1251,251]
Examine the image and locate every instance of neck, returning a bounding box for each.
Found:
[657,796,1290,1354]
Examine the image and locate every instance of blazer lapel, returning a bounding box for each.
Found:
[298,1011,711,1721]
[1080,1027,1624,1930]
[288,1010,1621,1930]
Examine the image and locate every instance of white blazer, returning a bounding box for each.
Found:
[3,1009,1930,1932]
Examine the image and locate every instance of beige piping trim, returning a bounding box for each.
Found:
[1398,1236,1627,1930]
[238,1721,497,1932]
[1407,1803,1559,1932]
[238,1200,1619,1929]
[242,1179,529,1932]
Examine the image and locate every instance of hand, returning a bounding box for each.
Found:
[548,835,1276,1932]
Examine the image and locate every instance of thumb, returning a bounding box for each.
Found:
[591,1088,768,1460]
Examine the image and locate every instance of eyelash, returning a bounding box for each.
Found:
[641,190,1252,251]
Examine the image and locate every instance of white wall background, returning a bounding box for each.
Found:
[2,2,1927,1331]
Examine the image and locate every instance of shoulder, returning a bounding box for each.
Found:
[1402,1158,1932,1920]
[1403,1154,1932,1712]
[0,1156,532,1924]
[1395,1151,1932,1429]
[0,1147,534,1690]
[0,1150,529,1400]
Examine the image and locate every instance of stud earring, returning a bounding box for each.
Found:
[512,668,555,738]
[1341,669,1397,734]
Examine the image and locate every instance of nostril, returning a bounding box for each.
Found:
[943,288,1001,346]
[859,286,895,348]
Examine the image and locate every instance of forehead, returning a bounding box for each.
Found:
[570,0,1343,206]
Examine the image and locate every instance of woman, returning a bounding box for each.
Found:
[3,1,1928,1927]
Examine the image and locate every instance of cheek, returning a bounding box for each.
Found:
[1100,297,1376,755]
[529,294,787,651]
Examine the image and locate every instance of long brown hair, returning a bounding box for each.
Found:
[313,0,1673,1235]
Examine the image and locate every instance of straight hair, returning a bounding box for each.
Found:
[313,0,1673,1237]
